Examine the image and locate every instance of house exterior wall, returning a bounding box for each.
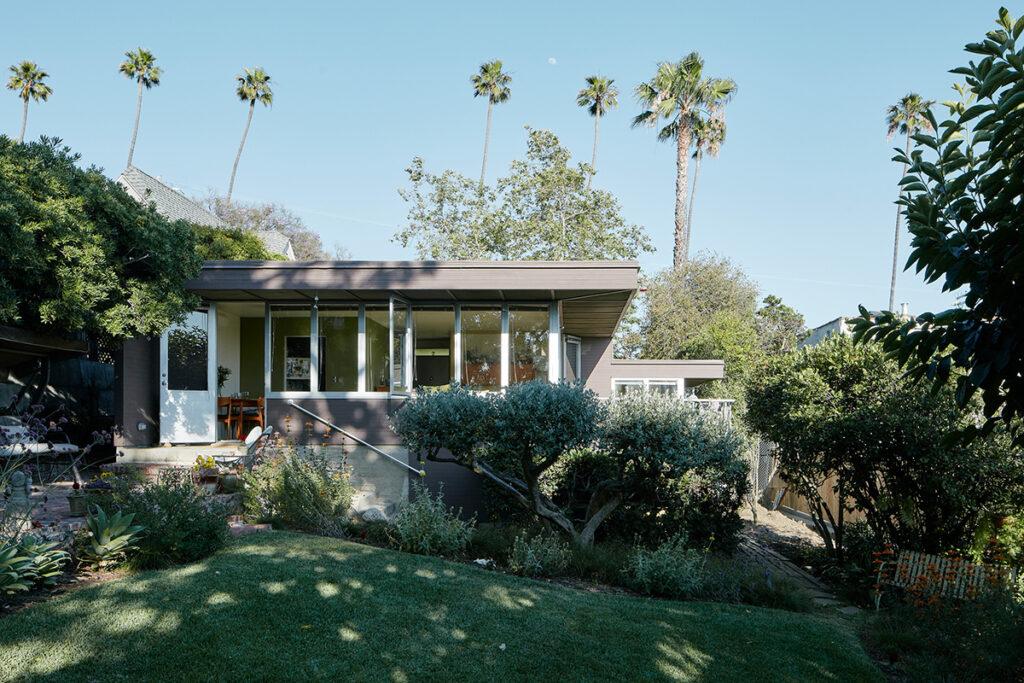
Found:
[114,337,160,448]
[579,336,725,397]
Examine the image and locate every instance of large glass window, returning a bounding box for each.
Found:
[509,306,549,384]
[319,306,359,391]
[365,306,390,392]
[271,306,311,392]
[167,311,208,391]
[413,307,455,389]
[461,306,501,390]
[391,301,409,392]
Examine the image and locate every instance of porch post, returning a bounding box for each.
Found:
[207,303,218,440]
[453,304,462,385]
[548,302,560,384]
[263,302,271,396]
[500,304,510,388]
[357,304,367,393]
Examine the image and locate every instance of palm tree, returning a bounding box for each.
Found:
[227,67,273,203]
[633,53,735,269]
[885,93,934,312]
[6,61,52,144]
[119,48,162,168]
[576,76,618,187]
[471,60,511,186]
[684,110,726,258]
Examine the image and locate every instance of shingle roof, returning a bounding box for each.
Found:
[116,166,296,259]
[116,166,226,228]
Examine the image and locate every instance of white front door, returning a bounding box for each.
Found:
[160,307,217,443]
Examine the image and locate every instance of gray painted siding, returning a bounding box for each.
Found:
[579,336,725,397]
[114,337,159,448]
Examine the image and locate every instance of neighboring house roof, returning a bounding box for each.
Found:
[254,230,296,260]
[117,166,227,228]
[798,317,853,349]
[115,166,296,260]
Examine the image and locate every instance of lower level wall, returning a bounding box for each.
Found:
[266,397,485,517]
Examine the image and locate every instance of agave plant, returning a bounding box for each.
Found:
[0,543,33,593]
[19,535,70,586]
[79,506,144,569]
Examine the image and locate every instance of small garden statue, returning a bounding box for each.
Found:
[8,470,32,507]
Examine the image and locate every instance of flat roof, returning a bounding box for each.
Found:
[187,260,640,337]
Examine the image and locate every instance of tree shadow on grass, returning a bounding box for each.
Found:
[0,532,880,682]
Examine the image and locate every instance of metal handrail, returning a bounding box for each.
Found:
[286,400,426,477]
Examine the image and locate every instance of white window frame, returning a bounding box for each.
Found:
[610,378,684,397]
[262,300,560,399]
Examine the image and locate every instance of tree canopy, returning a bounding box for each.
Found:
[746,335,1024,559]
[395,128,652,261]
[854,7,1024,448]
[0,137,267,339]
[200,194,334,260]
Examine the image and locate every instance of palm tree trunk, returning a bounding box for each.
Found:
[17,98,28,144]
[588,112,600,189]
[673,114,692,269]
[480,100,493,187]
[126,78,144,168]
[227,101,255,204]
[684,151,702,260]
[888,133,912,311]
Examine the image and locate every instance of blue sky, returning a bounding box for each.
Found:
[2,1,998,326]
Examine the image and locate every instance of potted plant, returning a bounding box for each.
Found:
[192,455,220,494]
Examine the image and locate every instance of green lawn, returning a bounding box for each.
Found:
[0,532,881,682]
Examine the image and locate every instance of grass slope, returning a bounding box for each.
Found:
[0,533,881,682]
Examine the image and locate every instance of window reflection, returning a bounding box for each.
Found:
[461,306,501,390]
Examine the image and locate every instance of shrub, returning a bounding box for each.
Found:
[17,535,69,587]
[0,543,33,593]
[699,556,813,612]
[109,470,228,569]
[77,506,144,569]
[242,448,354,535]
[565,541,632,585]
[507,531,571,578]
[624,533,708,598]
[389,484,473,557]
[466,524,520,561]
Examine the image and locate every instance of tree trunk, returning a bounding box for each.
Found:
[673,113,692,269]
[888,133,912,312]
[17,98,28,144]
[227,101,255,203]
[588,111,600,189]
[684,151,702,260]
[479,100,493,187]
[126,78,144,168]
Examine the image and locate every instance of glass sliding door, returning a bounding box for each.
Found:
[270,305,312,392]
[365,305,389,392]
[461,306,502,390]
[318,306,359,391]
[412,307,455,389]
[509,306,549,384]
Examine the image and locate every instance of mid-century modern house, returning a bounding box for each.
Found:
[114,260,727,516]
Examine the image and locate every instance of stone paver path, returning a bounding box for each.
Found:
[738,535,859,613]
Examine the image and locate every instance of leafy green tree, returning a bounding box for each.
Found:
[884,93,934,312]
[576,76,618,185]
[200,193,331,259]
[855,8,1024,448]
[471,60,511,186]
[632,53,736,268]
[227,67,273,203]
[396,128,652,260]
[685,110,726,256]
[746,336,1024,560]
[0,137,200,338]
[6,61,52,144]
[119,48,162,168]
[192,224,277,261]
[755,295,806,355]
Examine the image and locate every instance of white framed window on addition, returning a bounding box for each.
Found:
[611,378,684,397]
